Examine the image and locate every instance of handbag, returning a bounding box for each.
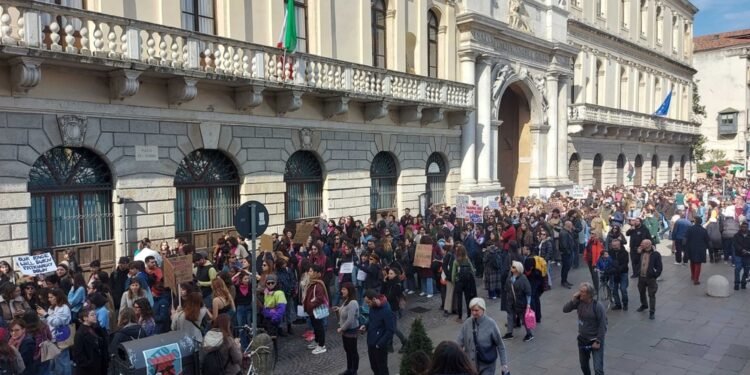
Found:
[53,323,75,350]
[472,319,498,364]
[40,340,62,361]
[313,304,329,319]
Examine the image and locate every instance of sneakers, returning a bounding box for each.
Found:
[636,305,648,312]
[674,261,681,265]
[426,294,434,298]
[419,292,426,297]
[649,312,655,320]
[523,334,535,342]
[502,333,514,340]
[407,290,416,295]
[312,345,327,354]
[307,342,318,349]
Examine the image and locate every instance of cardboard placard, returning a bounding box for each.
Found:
[466,204,483,223]
[413,244,433,268]
[163,255,194,292]
[293,223,314,244]
[14,253,57,275]
[455,195,470,218]
[570,185,587,199]
[259,234,274,251]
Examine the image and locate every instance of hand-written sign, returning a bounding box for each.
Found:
[466,204,483,223]
[162,255,193,292]
[293,222,315,244]
[259,234,274,251]
[413,244,433,269]
[15,253,57,275]
[455,195,470,218]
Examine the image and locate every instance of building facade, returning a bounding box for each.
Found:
[694,29,750,165]
[0,0,700,268]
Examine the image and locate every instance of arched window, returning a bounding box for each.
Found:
[651,154,659,185]
[29,147,114,264]
[568,153,581,185]
[680,155,686,180]
[370,152,398,219]
[634,154,643,186]
[426,153,447,206]
[593,154,603,190]
[616,153,626,186]
[285,151,323,222]
[668,155,674,182]
[372,0,387,68]
[175,149,240,250]
[427,10,439,78]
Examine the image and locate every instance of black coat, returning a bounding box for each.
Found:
[611,248,630,275]
[72,325,106,373]
[639,250,663,279]
[626,225,653,252]
[684,224,709,263]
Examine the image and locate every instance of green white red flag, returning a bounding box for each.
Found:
[277,0,297,53]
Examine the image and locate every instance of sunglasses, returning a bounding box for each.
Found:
[266,281,276,285]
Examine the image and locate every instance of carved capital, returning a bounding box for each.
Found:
[108,69,141,100]
[274,90,303,114]
[400,105,423,123]
[365,101,389,121]
[57,115,87,147]
[234,85,265,111]
[168,77,199,105]
[10,57,42,95]
[323,96,350,118]
[421,107,445,125]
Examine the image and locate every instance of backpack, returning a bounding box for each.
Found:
[457,261,474,285]
[487,251,502,270]
[533,256,548,278]
[201,330,229,373]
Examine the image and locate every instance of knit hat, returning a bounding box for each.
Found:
[512,261,525,274]
[265,274,278,283]
[468,297,486,311]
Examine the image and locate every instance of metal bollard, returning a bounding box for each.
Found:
[250,332,274,375]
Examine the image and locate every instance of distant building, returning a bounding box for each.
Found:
[694,29,750,165]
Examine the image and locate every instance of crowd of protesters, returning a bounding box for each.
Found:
[0,176,749,375]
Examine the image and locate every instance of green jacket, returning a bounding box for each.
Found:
[643,216,661,244]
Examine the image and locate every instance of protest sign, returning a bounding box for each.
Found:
[487,200,500,210]
[466,203,483,223]
[163,255,193,292]
[259,234,274,251]
[570,185,587,199]
[455,195,469,218]
[14,253,57,275]
[413,244,433,268]
[293,222,315,244]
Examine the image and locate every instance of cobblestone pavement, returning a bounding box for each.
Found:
[273,240,750,375]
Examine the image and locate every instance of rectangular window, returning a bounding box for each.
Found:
[718,113,738,135]
[294,0,308,53]
[181,0,215,35]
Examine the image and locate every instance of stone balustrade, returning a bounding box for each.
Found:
[0,0,473,115]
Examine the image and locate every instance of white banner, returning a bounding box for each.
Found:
[15,253,57,275]
[456,195,470,218]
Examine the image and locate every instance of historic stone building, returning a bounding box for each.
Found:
[0,0,701,269]
[694,29,750,166]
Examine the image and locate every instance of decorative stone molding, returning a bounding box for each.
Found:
[322,97,350,118]
[400,105,423,123]
[491,64,512,120]
[273,90,303,114]
[421,107,444,125]
[9,57,42,95]
[168,77,198,105]
[234,85,265,111]
[299,128,313,150]
[364,101,389,121]
[448,110,472,126]
[108,69,141,100]
[57,115,87,147]
[509,0,533,33]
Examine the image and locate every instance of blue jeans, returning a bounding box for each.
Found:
[235,304,253,350]
[734,257,750,286]
[723,238,735,261]
[420,277,434,295]
[561,252,573,284]
[579,339,604,375]
[51,348,71,375]
[610,273,629,307]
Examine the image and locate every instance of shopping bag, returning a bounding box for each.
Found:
[524,306,537,330]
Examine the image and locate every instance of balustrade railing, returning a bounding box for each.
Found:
[568,103,700,135]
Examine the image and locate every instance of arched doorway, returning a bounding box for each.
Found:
[651,155,659,185]
[28,147,115,272]
[370,152,399,221]
[285,150,324,225]
[174,149,240,253]
[426,152,447,207]
[668,155,674,182]
[568,153,580,185]
[680,155,686,180]
[497,83,532,197]
[616,154,626,186]
[634,155,643,186]
[593,154,603,190]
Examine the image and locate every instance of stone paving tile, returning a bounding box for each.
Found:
[272,240,750,374]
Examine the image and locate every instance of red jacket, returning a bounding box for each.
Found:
[303,280,328,314]
[501,226,516,251]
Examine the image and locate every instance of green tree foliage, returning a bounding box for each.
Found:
[692,80,706,118]
[399,317,434,375]
[691,135,707,162]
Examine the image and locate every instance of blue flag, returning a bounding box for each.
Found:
[654,90,672,117]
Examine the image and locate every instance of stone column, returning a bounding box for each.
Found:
[557,75,570,181]
[459,52,477,186]
[491,120,501,182]
[545,73,559,181]
[476,57,492,184]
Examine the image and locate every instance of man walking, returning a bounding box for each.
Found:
[684,217,709,285]
[609,239,629,310]
[636,239,662,320]
[671,211,691,265]
[560,220,578,289]
[363,289,395,375]
[732,222,750,290]
[563,282,607,375]
[626,218,653,278]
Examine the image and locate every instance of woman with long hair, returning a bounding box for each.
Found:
[67,273,87,320]
[0,283,31,322]
[203,314,242,374]
[0,260,16,285]
[21,311,52,374]
[0,326,25,374]
[211,278,235,319]
[451,244,477,323]
[133,297,156,336]
[231,269,254,350]
[109,307,146,355]
[333,282,359,375]
[428,341,477,375]
[37,288,72,375]
[8,318,35,373]
[171,292,209,343]
[120,277,147,309]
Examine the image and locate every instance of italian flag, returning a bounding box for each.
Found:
[277,0,298,53]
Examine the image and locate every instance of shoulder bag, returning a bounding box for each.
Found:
[472,319,498,364]
[311,284,330,319]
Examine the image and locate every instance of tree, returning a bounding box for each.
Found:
[708,149,726,161]
[399,317,434,375]
[691,134,707,162]
[692,80,706,118]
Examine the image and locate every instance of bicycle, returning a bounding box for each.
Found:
[233,325,275,375]
[595,269,614,311]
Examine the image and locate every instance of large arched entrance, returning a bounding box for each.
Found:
[497,83,532,197]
